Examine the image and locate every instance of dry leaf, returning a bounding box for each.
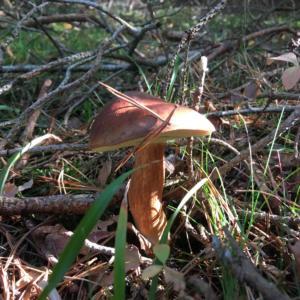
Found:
[282,66,300,90]
[124,245,142,272]
[244,81,259,100]
[3,182,18,197]
[97,159,112,188]
[268,52,299,66]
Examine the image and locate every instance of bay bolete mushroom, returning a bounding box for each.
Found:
[89,92,215,245]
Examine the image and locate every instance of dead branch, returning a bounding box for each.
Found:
[213,228,290,300]
[22,13,105,27]
[207,25,294,61]
[236,209,300,227]
[0,2,49,51]
[0,143,88,157]
[1,26,126,148]
[211,107,300,180]
[0,194,95,215]
[207,105,299,117]
[0,51,95,96]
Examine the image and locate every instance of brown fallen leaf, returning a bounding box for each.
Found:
[97,159,112,188]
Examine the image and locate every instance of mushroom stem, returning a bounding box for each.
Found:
[128,143,167,245]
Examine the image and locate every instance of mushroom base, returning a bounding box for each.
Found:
[128,143,167,245]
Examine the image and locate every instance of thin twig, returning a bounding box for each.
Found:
[211,107,300,180]
[207,105,298,117]
[1,26,126,148]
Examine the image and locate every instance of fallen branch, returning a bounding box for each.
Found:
[0,194,95,215]
[236,209,300,226]
[23,13,106,27]
[213,228,290,300]
[207,25,294,61]
[1,26,126,149]
[0,143,88,157]
[207,105,298,117]
[212,107,300,180]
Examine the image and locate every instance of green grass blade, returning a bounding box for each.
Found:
[149,178,208,299]
[263,107,285,175]
[113,199,128,300]
[160,178,208,244]
[0,134,58,194]
[38,170,133,300]
[125,55,152,94]
[166,55,180,102]
[0,104,18,112]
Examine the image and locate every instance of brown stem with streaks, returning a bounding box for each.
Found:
[128,143,167,245]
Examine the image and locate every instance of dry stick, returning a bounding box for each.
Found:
[49,0,137,32]
[0,2,49,50]
[295,125,300,158]
[206,105,298,117]
[20,79,53,143]
[57,230,152,264]
[187,56,209,178]
[207,25,294,61]
[236,209,300,227]
[143,2,168,60]
[0,143,88,157]
[211,107,300,181]
[22,13,106,27]
[0,26,126,149]
[0,51,95,96]
[213,228,290,300]
[257,91,300,101]
[0,194,95,215]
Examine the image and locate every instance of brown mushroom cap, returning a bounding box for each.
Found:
[89,92,215,152]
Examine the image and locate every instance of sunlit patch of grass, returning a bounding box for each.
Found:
[6,26,107,64]
[7,31,55,63]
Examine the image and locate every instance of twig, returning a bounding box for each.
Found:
[207,25,294,61]
[49,0,138,32]
[236,209,300,226]
[1,26,126,148]
[23,13,105,27]
[0,2,49,51]
[0,51,95,96]
[98,82,167,122]
[20,79,53,143]
[207,105,298,117]
[211,107,300,180]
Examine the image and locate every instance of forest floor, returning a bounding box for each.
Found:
[0,1,299,299]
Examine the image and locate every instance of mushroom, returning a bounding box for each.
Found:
[89,92,215,245]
